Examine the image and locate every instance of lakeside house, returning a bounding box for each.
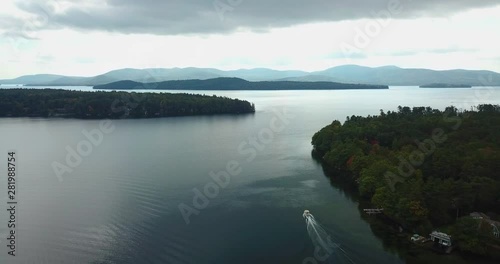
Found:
[470,212,500,238]
[430,231,453,253]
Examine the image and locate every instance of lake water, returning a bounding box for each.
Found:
[0,86,499,263]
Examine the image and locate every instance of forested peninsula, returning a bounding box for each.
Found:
[0,89,255,118]
[93,77,389,90]
[312,105,500,258]
[420,83,472,88]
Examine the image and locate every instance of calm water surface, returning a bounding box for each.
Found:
[0,87,499,263]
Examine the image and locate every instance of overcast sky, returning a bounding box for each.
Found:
[1,0,499,78]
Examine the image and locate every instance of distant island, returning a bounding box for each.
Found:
[0,89,255,118]
[420,83,472,88]
[93,77,389,90]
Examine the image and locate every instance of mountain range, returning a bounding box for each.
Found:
[1,65,500,86]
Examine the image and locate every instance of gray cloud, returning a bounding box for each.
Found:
[3,0,500,36]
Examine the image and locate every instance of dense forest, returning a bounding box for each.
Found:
[312,105,500,257]
[93,77,389,90]
[0,89,255,118]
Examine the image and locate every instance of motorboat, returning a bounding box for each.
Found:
[303,210,311,218]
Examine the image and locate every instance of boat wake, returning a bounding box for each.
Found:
[303,210,356,264]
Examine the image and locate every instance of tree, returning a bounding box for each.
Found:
[450,217,487,255]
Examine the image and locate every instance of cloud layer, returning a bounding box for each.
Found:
[5,0,500,36]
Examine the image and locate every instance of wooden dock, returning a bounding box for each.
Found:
[363,208,384,215]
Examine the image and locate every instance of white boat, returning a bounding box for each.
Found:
[303,210,311,218]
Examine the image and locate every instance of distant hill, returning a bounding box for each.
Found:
[1,65,500,86]
[93,77,389,90]
[302,65,500,86]
[225,68,308,81]
[1,74,75,85]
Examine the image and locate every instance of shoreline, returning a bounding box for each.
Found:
[313,151,500,263]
